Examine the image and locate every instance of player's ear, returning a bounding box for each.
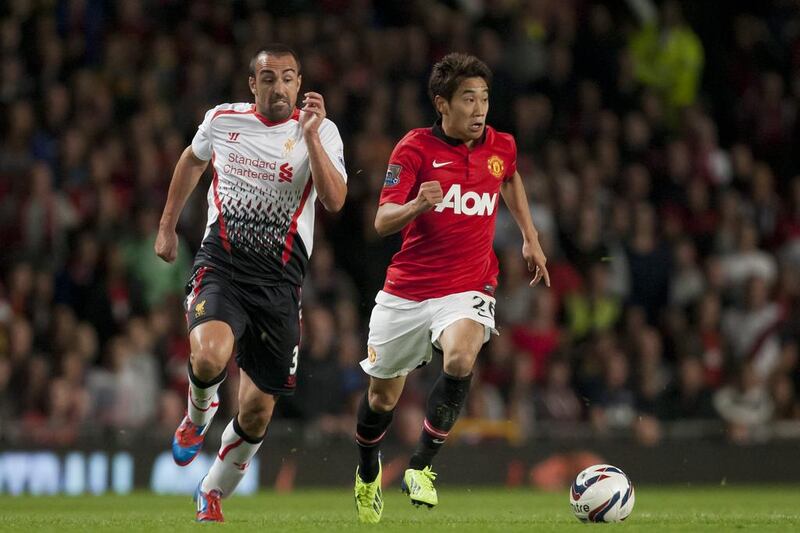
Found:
[434,95,448,117]
[248,76,256,96]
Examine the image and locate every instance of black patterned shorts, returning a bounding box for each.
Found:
[185,266,301,395]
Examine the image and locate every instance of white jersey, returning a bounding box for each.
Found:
[191,103,346,284]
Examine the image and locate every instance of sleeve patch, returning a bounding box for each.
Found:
[384,164,402,187]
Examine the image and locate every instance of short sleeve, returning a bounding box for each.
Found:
[504,135,518,182]
[318,120,348,182]
[191,107,215,161]
[379,136,423,206]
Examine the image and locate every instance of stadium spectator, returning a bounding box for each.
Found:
[511,290,561,383]
[669,238,706,308]
[535,356,583,424]
[564,262,621,341]
[628,0,704,114]
[722,275,784,378]
[590,350,637,433]
[713,361,774,443]
[657,357,716,420]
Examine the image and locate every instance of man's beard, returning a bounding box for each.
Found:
[262,97,291,121]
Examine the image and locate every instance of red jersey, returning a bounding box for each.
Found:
[379,122,517,301]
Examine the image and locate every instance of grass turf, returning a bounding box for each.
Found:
[1,486,799,532]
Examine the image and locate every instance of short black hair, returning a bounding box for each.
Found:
[428,53,492,110]
[249,44,301,76]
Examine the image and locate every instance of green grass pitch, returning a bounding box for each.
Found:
[2,486,799,531]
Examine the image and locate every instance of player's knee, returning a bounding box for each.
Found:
[443,350,477,377]
[368,389,399,413]
[190,323,234,379]
[190,349,227,379]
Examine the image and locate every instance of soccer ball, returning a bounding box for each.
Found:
[569,464,635,523]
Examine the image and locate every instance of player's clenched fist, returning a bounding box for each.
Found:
[154,227,179,263]
[413,181,443,212]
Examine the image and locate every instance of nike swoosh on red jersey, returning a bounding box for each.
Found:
[432,160,453,168]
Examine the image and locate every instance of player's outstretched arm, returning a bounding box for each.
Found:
[500,171,550,287]
[301,91,347,212]
[155,146,209,263]
[374,180,443,237]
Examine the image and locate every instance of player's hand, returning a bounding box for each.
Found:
[523,238,550,287]
[300,92,326,137]
[413,180,443,213]
[154,227,179,263]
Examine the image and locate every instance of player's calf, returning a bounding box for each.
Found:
[408,371,472,470]
[356,390,395,483]
[201,416,264,497]
[187,362,226,426]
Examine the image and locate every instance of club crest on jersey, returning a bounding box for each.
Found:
[279,163,294,183]
[487,155,504,179]
[384,164,401,187]
[283,137,296,157]
[194,300,207,318]
[368,346,378,363]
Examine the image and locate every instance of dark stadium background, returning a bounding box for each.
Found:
[1,0,799,494]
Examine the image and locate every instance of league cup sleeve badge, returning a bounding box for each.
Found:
[384,164,401,187]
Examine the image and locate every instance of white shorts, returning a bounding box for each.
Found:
[361,290,498,379]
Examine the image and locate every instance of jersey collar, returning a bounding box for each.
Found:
[431,119,487,147]
[253,106,301,127]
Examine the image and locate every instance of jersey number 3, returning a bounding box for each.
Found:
[289,345,299,376]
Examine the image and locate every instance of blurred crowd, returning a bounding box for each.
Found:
[1,0,800,448]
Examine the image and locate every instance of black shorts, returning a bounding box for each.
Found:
[185,266,301,396]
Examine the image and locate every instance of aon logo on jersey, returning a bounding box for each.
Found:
[434,184,498,216]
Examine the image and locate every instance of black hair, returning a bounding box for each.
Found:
[428,53,492,110]
[249,44,301,76]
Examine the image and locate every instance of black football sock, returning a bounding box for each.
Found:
[355,392,394,483]
[409,371,472,470]
[188,359,227,388]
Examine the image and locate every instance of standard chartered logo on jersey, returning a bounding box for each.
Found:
[224,151,290,182]
[434,184,497,216]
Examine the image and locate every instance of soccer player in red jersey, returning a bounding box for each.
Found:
[353,53,550,522]
[155,44,347,522]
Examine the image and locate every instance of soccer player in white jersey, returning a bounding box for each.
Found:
[154,44,347,522]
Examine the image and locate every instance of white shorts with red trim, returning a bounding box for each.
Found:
[361,290,497,379]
